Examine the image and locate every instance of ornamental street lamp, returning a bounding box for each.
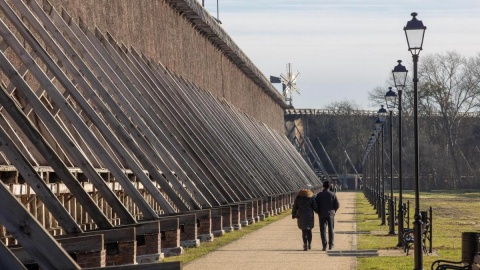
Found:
[392,60,408,247]
[404,12,426,270]
[385,87,397,235]
[377,105,387,225]
[374,120,382,216]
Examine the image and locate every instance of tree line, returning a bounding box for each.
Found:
[305,51,480,190]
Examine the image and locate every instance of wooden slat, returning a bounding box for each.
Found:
[0,183,79,269]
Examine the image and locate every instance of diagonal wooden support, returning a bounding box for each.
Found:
[0,180,80,269]
[0,232,28,270]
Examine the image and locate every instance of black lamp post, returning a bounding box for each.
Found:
[377,106,387,225]
[385,87,397,235]
[392,60,408,246]
[374,120,382,216]
[404,12,426,270]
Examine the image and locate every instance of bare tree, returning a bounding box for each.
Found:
[418,51,480,187]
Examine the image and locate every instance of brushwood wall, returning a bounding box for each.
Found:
[38,0,286,132]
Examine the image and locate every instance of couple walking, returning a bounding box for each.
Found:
[292,181,340,251]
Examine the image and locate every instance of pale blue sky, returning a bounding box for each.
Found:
[202,1,480,110]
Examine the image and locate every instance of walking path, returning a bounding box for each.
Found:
[184,192,358,270]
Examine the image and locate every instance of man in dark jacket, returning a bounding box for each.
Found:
[315,181,340,251]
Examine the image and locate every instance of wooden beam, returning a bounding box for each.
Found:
[0,241,27,270]
[0,183,80,269]
[10,234,104,264]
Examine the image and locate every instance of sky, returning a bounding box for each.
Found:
[202,0,480,110]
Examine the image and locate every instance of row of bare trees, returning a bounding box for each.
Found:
[306,51,480,190]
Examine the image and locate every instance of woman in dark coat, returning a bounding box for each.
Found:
[292,188,316,251]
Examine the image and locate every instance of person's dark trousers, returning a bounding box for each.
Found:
[319,216,335,249]
[302,229,313,250]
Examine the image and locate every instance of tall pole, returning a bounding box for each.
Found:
[381,123,386,225]
[412,54,423,269]
[403,12,426,269]
[388,110,395,234]
[397,89,404,246]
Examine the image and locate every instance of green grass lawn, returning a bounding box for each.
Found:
[356,190,480,270]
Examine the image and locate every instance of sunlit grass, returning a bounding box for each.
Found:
[356,190,480,270]
[162,209,292,265]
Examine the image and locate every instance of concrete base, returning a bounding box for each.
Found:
[198,233,214,242]
[181,239,200,248]
[162,247,183,257]
[258,214,265,221]
[263,212,270,218]
[223,226,234,232]
[247,218,256,225]
[212,230,225,237]
[233,224,242,231]
[241,220,250,227]
[136,253,164,264]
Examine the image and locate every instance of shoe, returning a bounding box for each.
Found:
[308,244,311,250]
[329,244,334,250]
[322,246,327,251]
[303,244,308,251]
